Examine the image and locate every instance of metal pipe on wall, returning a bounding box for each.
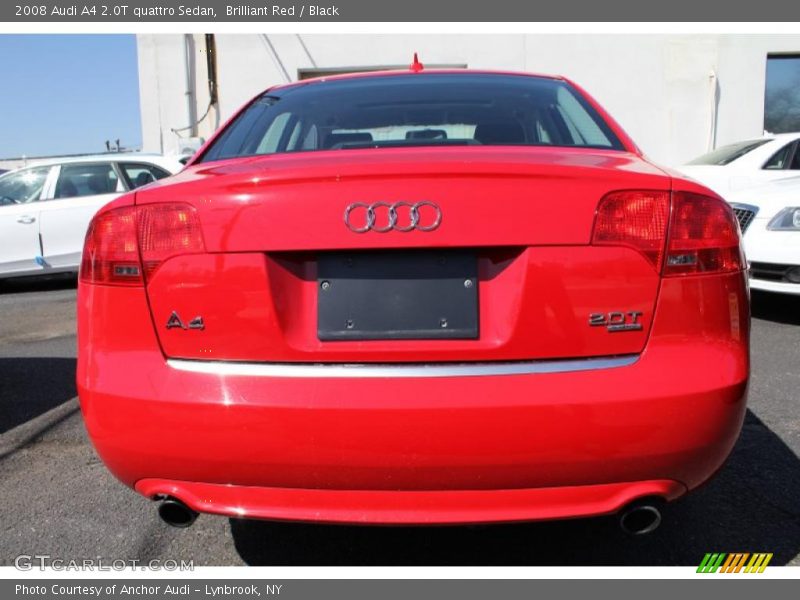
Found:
[183,33,198,137]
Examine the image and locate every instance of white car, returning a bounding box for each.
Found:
[727,177,800,295]
[677,133,800,198]
[0,153,182,279]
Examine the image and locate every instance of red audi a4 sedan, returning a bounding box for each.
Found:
[77,69,749,534]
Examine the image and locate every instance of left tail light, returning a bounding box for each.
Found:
[80,203,204,286]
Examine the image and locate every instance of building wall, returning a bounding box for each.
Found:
[137,34,800,166]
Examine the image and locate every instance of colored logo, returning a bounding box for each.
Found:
[697,553,773,573]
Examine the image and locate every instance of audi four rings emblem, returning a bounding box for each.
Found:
[344,201,442,233]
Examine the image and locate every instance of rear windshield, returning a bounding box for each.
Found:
[199,73,625,162]
[686,139,772,166]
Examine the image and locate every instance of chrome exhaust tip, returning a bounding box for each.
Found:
[619,501,662,535]
[157,497,198,528]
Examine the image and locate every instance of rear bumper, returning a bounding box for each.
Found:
[77,273,749,524]
[135,478,685,525]
[749,277,800,295]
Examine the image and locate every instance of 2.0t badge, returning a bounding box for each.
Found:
[589,311,643,332]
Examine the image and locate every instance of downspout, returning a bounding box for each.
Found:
[183,34,198,137]
[706,69,719,152]
[205,34,220,129]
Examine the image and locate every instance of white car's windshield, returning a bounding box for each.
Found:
[686,139,772,166]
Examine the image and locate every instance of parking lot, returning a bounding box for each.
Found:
[0,277,798,567]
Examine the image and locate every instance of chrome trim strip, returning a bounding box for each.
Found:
[167,355,639,379]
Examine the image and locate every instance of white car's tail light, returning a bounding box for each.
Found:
[80,203,204,286]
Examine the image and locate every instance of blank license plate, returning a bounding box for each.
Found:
[317,251,479,341]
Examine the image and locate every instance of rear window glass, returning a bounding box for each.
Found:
[199,73,624,162]
[686,139,772,166]
[120,162,171,189]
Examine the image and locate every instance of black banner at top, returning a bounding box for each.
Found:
[2,0,800,22]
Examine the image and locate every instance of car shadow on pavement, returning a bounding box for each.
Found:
[0,274,77,295]
[229,410,800,566]
[0,357,77,434]
[751,290,800,326]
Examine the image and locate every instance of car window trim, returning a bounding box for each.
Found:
[111,162,129,191]
[41,165,60,201]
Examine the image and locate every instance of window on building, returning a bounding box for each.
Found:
[765,55,800,134]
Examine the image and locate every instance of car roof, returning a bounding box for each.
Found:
[765,132,800,139]
[25,153,174,167]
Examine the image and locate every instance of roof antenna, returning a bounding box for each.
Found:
[410,52,424,73]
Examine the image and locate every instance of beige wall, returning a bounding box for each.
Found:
[137,34,800,166]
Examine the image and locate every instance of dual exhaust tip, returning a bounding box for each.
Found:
[618,500,663,535]
[155,495,662,535]
[157,497,198,528]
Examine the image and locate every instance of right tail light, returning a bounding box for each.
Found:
[593,190,744,277]
[663,191,743,276]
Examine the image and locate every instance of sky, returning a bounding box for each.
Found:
[0,35,141,158]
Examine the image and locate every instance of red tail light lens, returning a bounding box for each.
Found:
[592,190,743,277]
[137,203,205,280]
[80,206,142,286]
[592,191,670,270]
[80,203,204,286]
[664,192,743,276]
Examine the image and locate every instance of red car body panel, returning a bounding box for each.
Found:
[133,479,686,525]
[147,246,662,363]
[77,70,749,525]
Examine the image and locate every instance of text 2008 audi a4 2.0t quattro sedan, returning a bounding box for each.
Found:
[77,69,749,534]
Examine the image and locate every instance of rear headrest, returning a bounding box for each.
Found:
[56,179,78,198]
[473,122,525,145]
[87,173,111,194]
[134,171,155,188]
[405,129,448,140]
[324,132,374,148]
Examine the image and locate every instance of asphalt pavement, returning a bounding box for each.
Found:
[1,276,798,566]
